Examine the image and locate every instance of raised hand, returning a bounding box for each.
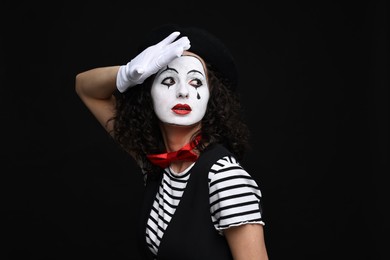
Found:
[116,31,191,93]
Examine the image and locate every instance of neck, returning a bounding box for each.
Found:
[170,161,195,174]
[159,123,201,152]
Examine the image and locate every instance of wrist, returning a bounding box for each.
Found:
[116,65,133,93]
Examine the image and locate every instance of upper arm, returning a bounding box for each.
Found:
[208,156,268,259]
[224,223,269,260]
[75,66,120,133]
[79,94,116,133]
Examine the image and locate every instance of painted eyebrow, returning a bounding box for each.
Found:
[187,69,204,76]
[157,67,204,77]
[158,66,178,75]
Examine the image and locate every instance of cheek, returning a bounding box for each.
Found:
[152,93,167,110]
[151,87,173,113]
[192,90,210,117]
[197,88,210,105]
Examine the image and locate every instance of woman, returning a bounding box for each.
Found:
[75,24,269,260]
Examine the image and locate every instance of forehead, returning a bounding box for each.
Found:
[166,55,205,72]
[182,50,207,67]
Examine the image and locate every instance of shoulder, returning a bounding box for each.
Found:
[209,155,253,182]
[210,155,242,172]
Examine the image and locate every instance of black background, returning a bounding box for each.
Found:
[1,1,388,259]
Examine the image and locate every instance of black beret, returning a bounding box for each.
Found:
[138,24,238,91]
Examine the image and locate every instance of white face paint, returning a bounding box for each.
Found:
[151,55,210,126]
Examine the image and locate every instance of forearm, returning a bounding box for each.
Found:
[75,66,120,100]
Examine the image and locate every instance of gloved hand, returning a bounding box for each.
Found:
[116,31,191,93]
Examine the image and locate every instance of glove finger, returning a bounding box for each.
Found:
[156,44,190,68]
[155,36,191,67]
[156,31,181,47]
[169,36,191,51]
[128,65,145,79]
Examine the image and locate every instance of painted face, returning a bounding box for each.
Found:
[151,55,210,126]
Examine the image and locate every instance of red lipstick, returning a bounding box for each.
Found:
[172,104,192,115]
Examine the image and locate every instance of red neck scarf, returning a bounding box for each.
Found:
[147,135,201,169]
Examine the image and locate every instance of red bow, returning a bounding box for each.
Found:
[147,135,201,168]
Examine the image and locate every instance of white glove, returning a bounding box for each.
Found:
[116,31,191,93]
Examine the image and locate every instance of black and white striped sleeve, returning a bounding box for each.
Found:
[208,155,265,233]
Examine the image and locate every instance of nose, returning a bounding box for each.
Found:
[176,81,189,98]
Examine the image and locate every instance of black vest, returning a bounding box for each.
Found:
[137,144,234,260]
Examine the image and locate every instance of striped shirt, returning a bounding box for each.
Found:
[145,155,264,256]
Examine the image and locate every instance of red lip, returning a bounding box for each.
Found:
[172,104,192,115]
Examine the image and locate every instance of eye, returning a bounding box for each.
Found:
[189,78,203,88]
[161,77,175,87]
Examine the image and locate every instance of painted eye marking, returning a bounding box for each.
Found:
[161,77,175,88]
[158,66,205,99]
[190,78,203,88]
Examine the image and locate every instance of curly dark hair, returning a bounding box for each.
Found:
[109,64,250,175]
